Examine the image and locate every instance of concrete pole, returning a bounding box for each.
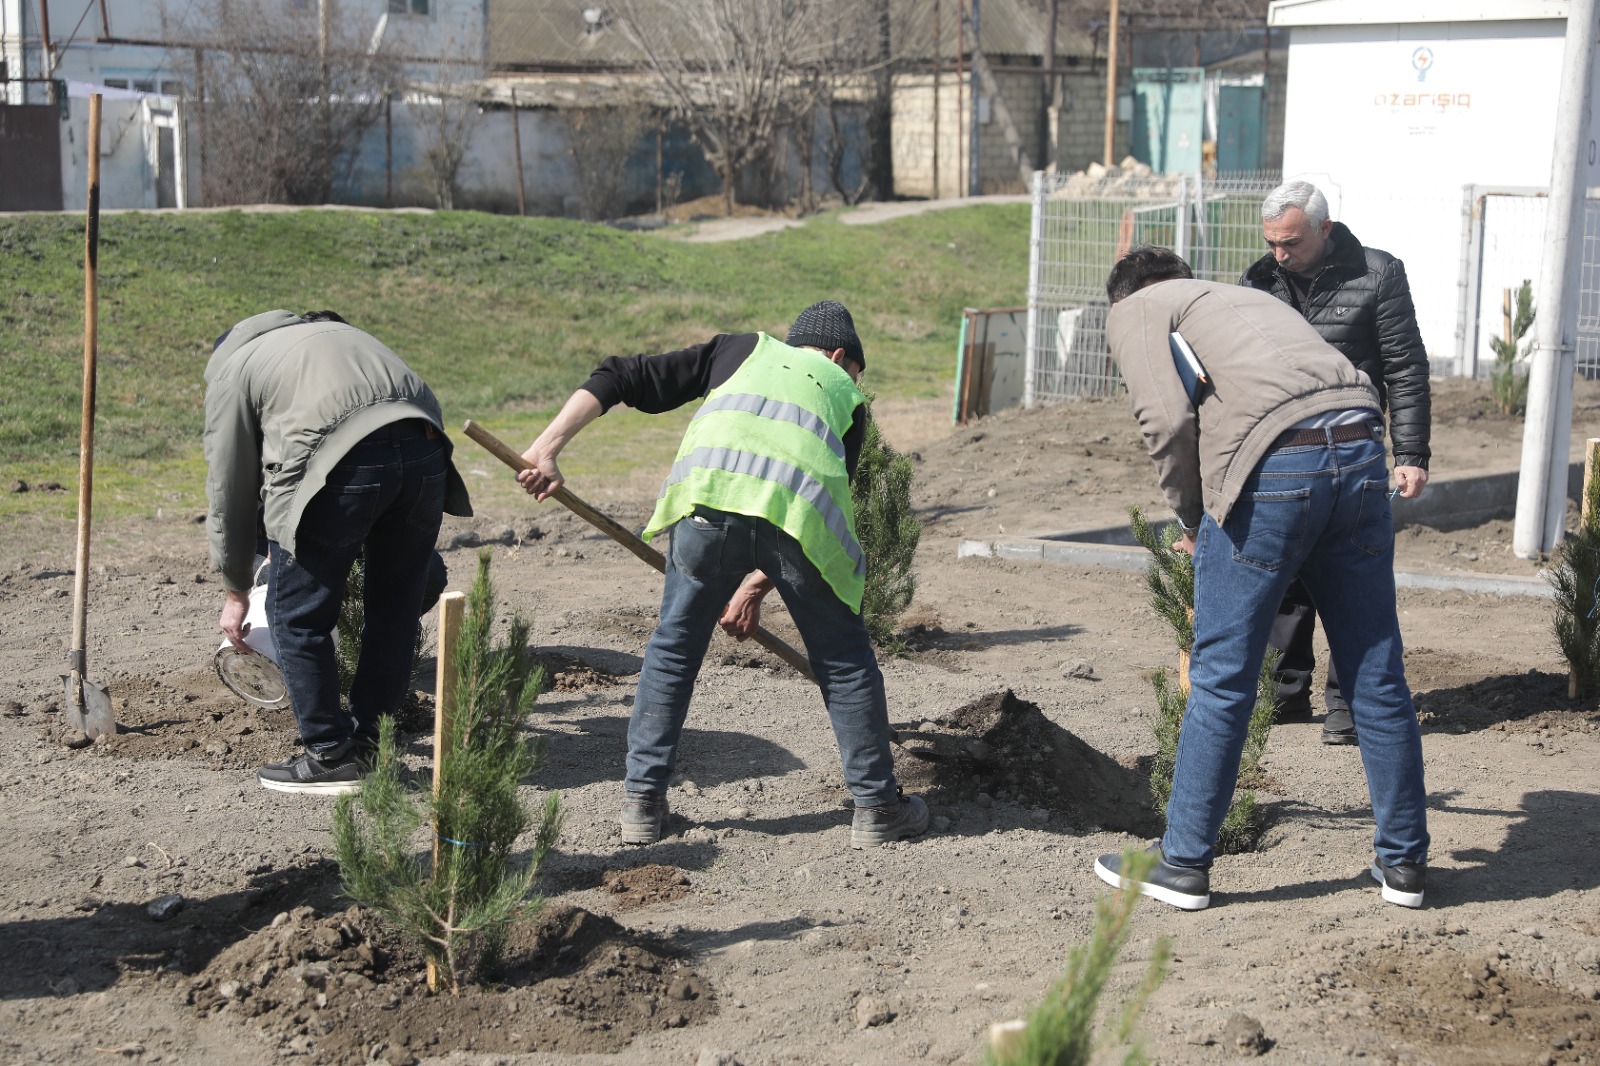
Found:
[1023,169,1047,409]
[1513,0,1598,558]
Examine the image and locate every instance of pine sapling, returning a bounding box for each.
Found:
[1147,667,1185,816]
[1132,507,1277,855]
[1552,474,1600,698]
[1489,280,1534,417]
[1130,508,1193,652]
[335,553,429,699]
[986,847,1171,1066]
[333,551,563,993]
[852,390,921,649]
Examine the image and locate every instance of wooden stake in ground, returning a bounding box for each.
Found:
[461,419,818,683]
[65,92,115,741]
[428,590,466,993]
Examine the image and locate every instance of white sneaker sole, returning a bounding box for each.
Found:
[1371,861,1424,908]
[258,777,362,795]
[1094,855,1210,911]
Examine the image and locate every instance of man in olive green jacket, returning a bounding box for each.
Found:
[205,310,470,794]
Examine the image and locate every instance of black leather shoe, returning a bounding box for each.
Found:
[1322,707,1358,744]
[1095,842,1210,911]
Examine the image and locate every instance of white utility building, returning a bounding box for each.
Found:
[1269,0,1600,376]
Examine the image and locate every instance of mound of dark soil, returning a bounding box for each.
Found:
[891,689,1156,834]
[535,650,632,692]
[187,902,714,1064]
[600,864,693,911]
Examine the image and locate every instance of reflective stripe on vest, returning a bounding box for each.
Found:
[642,334,865,609]
[692,393,846,463]
[659,446,864,577]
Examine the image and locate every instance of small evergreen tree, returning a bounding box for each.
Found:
[852,392,921,649]
[1552,474,1600,698]
[1131,507,1275,855]
[1490,279,1534,417]
[333,551,563,993]
[985,848,1171,1066]
[1130,509,1193,652]
[335,553,428,699]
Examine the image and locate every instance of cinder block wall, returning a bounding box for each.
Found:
[892,65,1133,197]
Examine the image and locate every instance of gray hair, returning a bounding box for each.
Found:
[1262,181,1330,226]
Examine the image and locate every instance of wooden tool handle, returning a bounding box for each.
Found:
[461,420,817,684]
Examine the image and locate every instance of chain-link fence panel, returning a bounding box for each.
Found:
[1023,169,1282,404]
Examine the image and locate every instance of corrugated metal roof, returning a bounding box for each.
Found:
[489,0,1099,73]
[1269,0,1566,27]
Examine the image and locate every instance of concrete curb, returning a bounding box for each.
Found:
[956,536,1555,599]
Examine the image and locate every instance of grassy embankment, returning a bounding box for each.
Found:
[0,204,1029,524]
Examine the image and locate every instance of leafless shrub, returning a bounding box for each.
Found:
[191,0,397,206]
[562,103,654,221]
[410,84,482,211]
[615,0,839,215]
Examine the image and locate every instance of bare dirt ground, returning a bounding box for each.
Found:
[3,377,1600,1065]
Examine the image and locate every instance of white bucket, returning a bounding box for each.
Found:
[214,559,291,710]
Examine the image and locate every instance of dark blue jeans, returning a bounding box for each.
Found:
[626,507,900,807]
[268,422,447,756]
[1162,434,1429,870]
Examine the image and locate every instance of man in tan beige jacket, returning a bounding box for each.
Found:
[1092,248,1429,911]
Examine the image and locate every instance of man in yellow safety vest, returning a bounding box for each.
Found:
[516,301,928,849]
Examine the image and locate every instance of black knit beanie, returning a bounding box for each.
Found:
[786,300,865,369]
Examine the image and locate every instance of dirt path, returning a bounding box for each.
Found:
[2,378,1598,1065]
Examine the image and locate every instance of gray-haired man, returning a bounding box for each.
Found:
[1241,180,1431,744]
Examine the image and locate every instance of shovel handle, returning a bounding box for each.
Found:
[462,420,818,684]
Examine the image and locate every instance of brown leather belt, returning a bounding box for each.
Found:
[1270,422,1377,450]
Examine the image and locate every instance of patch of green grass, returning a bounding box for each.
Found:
[1,205,1027,522]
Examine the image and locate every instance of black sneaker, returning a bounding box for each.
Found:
[851,792,930,848]
[1094,843,1210,911]
[1322,707,1358,745]
[257,750,363,795]
[1371,859,1425,908]
[621,792,669,845]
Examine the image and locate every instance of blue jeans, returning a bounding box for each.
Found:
[626,507,900,807]
[1161,434,1429,870]
[268,422,448,756]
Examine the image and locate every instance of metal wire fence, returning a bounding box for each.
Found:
[1579,199,1600,378]
[1024,173,1600,403]
[1456,189,1600,380]
[1022,169,1283,403]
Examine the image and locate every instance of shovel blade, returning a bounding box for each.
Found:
[63,672,116,740]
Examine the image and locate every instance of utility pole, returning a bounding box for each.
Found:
[319,0,333,193]
[510,89,526,216]
[932,0,940,199]
[956,0,965,197]
[968,0,980,197]
[1514,0,1598,557]
[1039,0,1058,174]
[1102,0,1120,167]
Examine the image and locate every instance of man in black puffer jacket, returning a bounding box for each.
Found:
[1241,180,1431,745]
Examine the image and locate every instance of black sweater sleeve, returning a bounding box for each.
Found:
[579,333,759,414]
[580,332,867,480]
